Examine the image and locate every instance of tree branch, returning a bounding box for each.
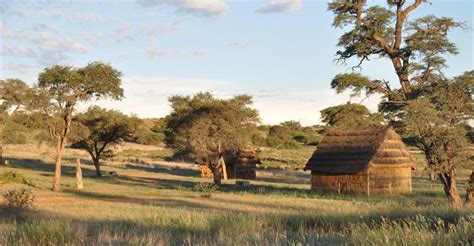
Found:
[403,0,424,17]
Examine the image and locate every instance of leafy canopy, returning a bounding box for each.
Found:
[328,0,463,99]
[38,62,123,108]
[165,92,260,160]
[71,106,140,162]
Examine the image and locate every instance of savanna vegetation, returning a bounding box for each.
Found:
[0,0,472,245]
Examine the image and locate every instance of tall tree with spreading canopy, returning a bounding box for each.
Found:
[165,92,259,185]
[70,106,140,177]
[327,0,472,206]
[37,62,123,191]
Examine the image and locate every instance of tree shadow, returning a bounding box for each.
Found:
[106,174,198,190]
[2,157,97,178]
[123,163,200,177]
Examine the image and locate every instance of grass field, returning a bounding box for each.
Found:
[1,144,473,245]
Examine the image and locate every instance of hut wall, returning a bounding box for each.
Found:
[368,166,412,195]
[234,148,258,179]
[234,158,256,179]
[311,171,368,194]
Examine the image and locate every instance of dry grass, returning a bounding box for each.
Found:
[0,144,473,245]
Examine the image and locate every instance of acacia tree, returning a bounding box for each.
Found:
[402,72,473,205]
[37,62,123,191]
[165,92,259,185]
[327,0,471,206]
[0,79,33,165]
[320,102,383,128]
[71,106,140,177]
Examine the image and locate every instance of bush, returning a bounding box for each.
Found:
[194,182,217,198]
[2,188,35,212]
[134,127,164,145]
[3,121,28,144]
[0,172,35,187]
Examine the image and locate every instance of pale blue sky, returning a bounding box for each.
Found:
[1,0,472,125]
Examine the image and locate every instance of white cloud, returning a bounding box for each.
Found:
[1,46,36,57]
[36,9,110,22]
[2,24,89,66]
[113,22,179,43]
[80,76,229,117]
[250,89,381,125]
[137,0,229,17]
[146,48,210,59]
[2,63,39,75]
[256,0,302,14]
[229,40,250,48]
[80,77,381,126]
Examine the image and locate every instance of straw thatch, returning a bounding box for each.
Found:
[304,127,414,195]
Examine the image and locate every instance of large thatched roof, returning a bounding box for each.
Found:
[304,127,414,174]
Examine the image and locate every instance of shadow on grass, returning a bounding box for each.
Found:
[123,163,200,177]
[3,157,450,205]
[2,157,98,178]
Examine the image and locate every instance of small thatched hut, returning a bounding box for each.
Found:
[198,147,260,180]
[304,127,414,195]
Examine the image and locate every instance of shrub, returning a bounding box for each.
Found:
[0,172,35,187]
[3,121,28,144]
[194,182,217,198]
[3,188,35,211]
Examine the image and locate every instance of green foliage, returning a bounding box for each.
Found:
[35,62,124,150]
[407,15,462,87]
[0,79,32,113]
[71,106,139,173]
[3,120,28,144]
[263,121,322,149]
[165,92,259,161]
[2,188,35,211]
[402,72,473,172]
[37,62,123,103]
[133,119,166,145]
[321,102,383,128]
[267,125,301,149]
[0,172,34,187]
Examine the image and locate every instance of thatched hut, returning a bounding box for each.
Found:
[304,127,414,195]
[198,147,260,180]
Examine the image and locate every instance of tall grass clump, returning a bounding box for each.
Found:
[1,220,74,245]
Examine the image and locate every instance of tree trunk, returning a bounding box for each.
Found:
[0,117,4,165]
[439,171,463,208]
[466,171,474,205]
[76,158,84,189]
[430,170,437,181]
[220,156,228,180]
[211,158,222,186]
[53,137,65,191]
[52,108,74,191]
[93,158,102,177]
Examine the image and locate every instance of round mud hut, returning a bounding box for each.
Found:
[304,127,414,195]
